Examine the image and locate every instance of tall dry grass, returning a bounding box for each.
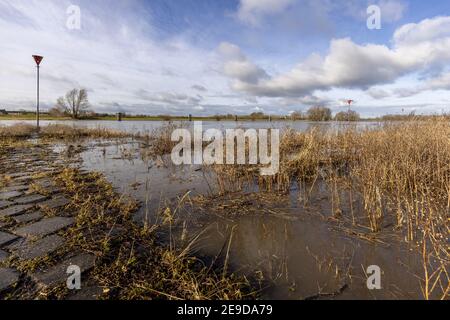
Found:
[0,123,35,137]
[0,123,136,140]
[211,119,449,299]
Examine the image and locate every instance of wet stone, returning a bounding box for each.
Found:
[13,212,43,224]
[14,217,75,238]
[38,167,55,172]
[32,253,96,288]
[33,179,54,188]
[0,191,23,201]
[1,185,29,193]
[39,196,70,210]
[0,204,34,218]
[14,194,48,205]
[14,176,33,183]
[0,250,8,263]
[6,172,29,179]
[0,201,13,210]
[0,231,19,247]
[45,187,62,195]
[0,268,20,292]
[14,235,64,260]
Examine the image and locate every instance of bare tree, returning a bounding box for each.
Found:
[335,110,360,121]
[290,111,304,120]
[54,88,91,119]
[307,106,332,121]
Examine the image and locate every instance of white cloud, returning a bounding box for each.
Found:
[0,0,231,114]
[386,72,450,98]
[220,15,450,99]
[367,88,391,99]
[0,0,447,117]
[344,0,407,23]
[378,0,407,23]
[393,16,450,45]
[218,42,268,84]
[236,0,295,26]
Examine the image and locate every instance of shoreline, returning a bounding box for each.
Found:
[1,115,442,122]
[0,116,378,122]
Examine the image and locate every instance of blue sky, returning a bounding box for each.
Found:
[1,0,450,117]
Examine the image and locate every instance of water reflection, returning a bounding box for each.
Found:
[0,119,381,134]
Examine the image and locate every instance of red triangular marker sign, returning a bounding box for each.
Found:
[33,55,43,66]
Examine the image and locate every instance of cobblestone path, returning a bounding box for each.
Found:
[0,143,99,299]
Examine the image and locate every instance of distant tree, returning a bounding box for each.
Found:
[48,106,65,118]
[250,112,265,121]
[54,88,91,119]
[382,111,416,121]
[158,114,173,121]
[334,110,360,121]
[307,106,332,121]
[290,111,304,120]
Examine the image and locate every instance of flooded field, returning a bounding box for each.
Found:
[0,120,380,134]
[77,138,429,299]
[1,121,448,300]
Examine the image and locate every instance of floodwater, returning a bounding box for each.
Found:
[0,119,381,134]
[74,138,427,300]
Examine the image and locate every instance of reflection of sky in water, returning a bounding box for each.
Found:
[0,120,381,135]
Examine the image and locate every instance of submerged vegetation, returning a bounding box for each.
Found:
[52,168,253,300]
[209,119,449,299]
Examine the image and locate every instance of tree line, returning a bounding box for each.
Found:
[49,88,361,121]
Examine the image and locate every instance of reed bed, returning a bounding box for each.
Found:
[210,119,450,299]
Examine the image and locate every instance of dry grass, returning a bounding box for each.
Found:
[48,168,254,300]
[143,122,187,158]
[0,123,35,138]
[210,119,450,299]
[41,124,135,139]
[0,123,136,140]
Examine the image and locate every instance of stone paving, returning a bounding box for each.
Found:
[0,250,8,263]
[0,191,23,201]
[12,211,43,224]
[38,196,70,210]
[0,204,34,218]
[0,143,96,298]
[0,232,18,247]
[0,268,19,293]
[14,194,48,205]
[13,235,65,260]
[0,201,14,210]
[14,217,75,238]
[32,253,96,288]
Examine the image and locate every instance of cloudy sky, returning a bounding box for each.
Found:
[1,0,450,117]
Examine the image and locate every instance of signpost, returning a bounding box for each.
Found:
[32,55,43,131]
[346,99,355,113]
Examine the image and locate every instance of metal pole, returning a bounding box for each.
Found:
[36,65,40,131]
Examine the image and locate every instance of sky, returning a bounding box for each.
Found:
[0,0,450,117]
